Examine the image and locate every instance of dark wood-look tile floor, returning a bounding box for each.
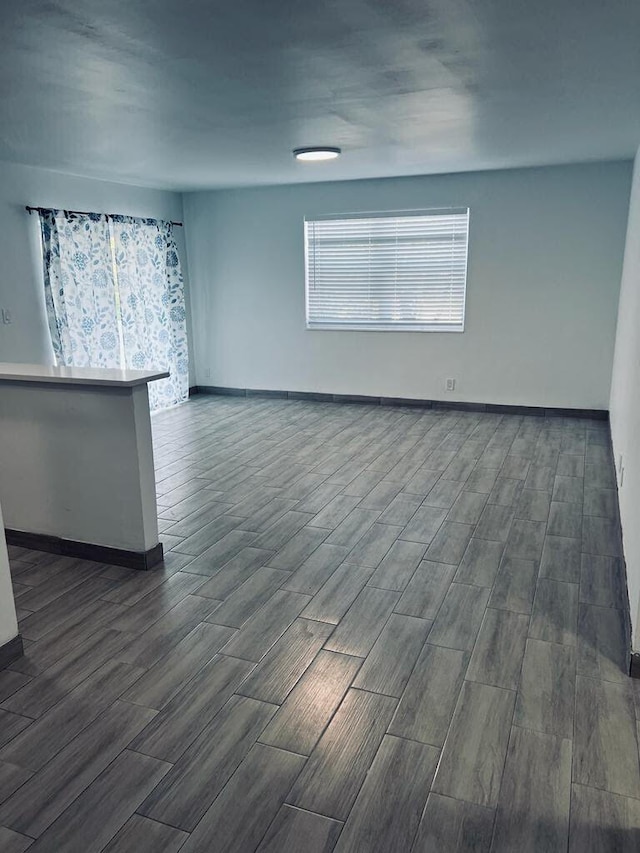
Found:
[2,396,638,852]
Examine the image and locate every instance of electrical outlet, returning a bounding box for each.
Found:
[445,378,456,392]
[1,308,12,325]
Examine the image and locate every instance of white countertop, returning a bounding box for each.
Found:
[0,363,169,387]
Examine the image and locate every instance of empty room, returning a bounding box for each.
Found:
[1,1,640,851]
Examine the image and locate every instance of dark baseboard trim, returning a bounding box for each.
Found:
[198,385,248,397]
[194,385,608,421]
[188,385,199,397]
[5,529,164,571]
[0,634,24,670]
[630,653,640,679]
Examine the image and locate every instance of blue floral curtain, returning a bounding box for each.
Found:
[39,211,121,368]
[109,216,189,411]
[38,209,189,410]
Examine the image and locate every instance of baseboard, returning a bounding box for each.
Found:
[0,635,24,670]
[5,529,164,571]
[197,385,249,397]
[630,653,640,679]
[194,385,609,420]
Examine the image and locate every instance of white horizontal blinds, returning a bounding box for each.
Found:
[305,208,469,331]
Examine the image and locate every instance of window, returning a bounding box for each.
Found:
[305,208,469,332]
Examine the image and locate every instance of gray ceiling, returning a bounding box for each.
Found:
[1,0,640,190]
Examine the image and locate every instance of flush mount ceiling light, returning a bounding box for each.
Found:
[293,147,341,161]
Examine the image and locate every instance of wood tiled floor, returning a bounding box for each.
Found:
[2,395,640,852]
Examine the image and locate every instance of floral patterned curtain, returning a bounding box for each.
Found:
[38,209,189,411]
[39,210,121,368]
[109,216,189,411]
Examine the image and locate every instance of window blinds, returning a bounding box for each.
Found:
[305,208,469,332]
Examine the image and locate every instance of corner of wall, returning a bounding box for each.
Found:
[0,503,19,647]
[609,144,640,653]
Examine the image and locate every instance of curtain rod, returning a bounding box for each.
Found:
[25,205,183,227]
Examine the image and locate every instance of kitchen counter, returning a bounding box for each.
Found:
[0,363,167,569]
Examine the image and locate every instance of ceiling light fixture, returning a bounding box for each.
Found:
[293,147,341,162]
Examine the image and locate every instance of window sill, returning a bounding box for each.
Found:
[306,324,465,333]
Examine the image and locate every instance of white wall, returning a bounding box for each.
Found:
[0,161,193,380]
[610,148,640,651]
[0,503,18,648]
[185,161,631,409]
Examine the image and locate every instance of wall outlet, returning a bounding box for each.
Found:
[1,308,12,325]
[445,378,456,392]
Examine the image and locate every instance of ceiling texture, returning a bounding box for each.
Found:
[1,0,640,189]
